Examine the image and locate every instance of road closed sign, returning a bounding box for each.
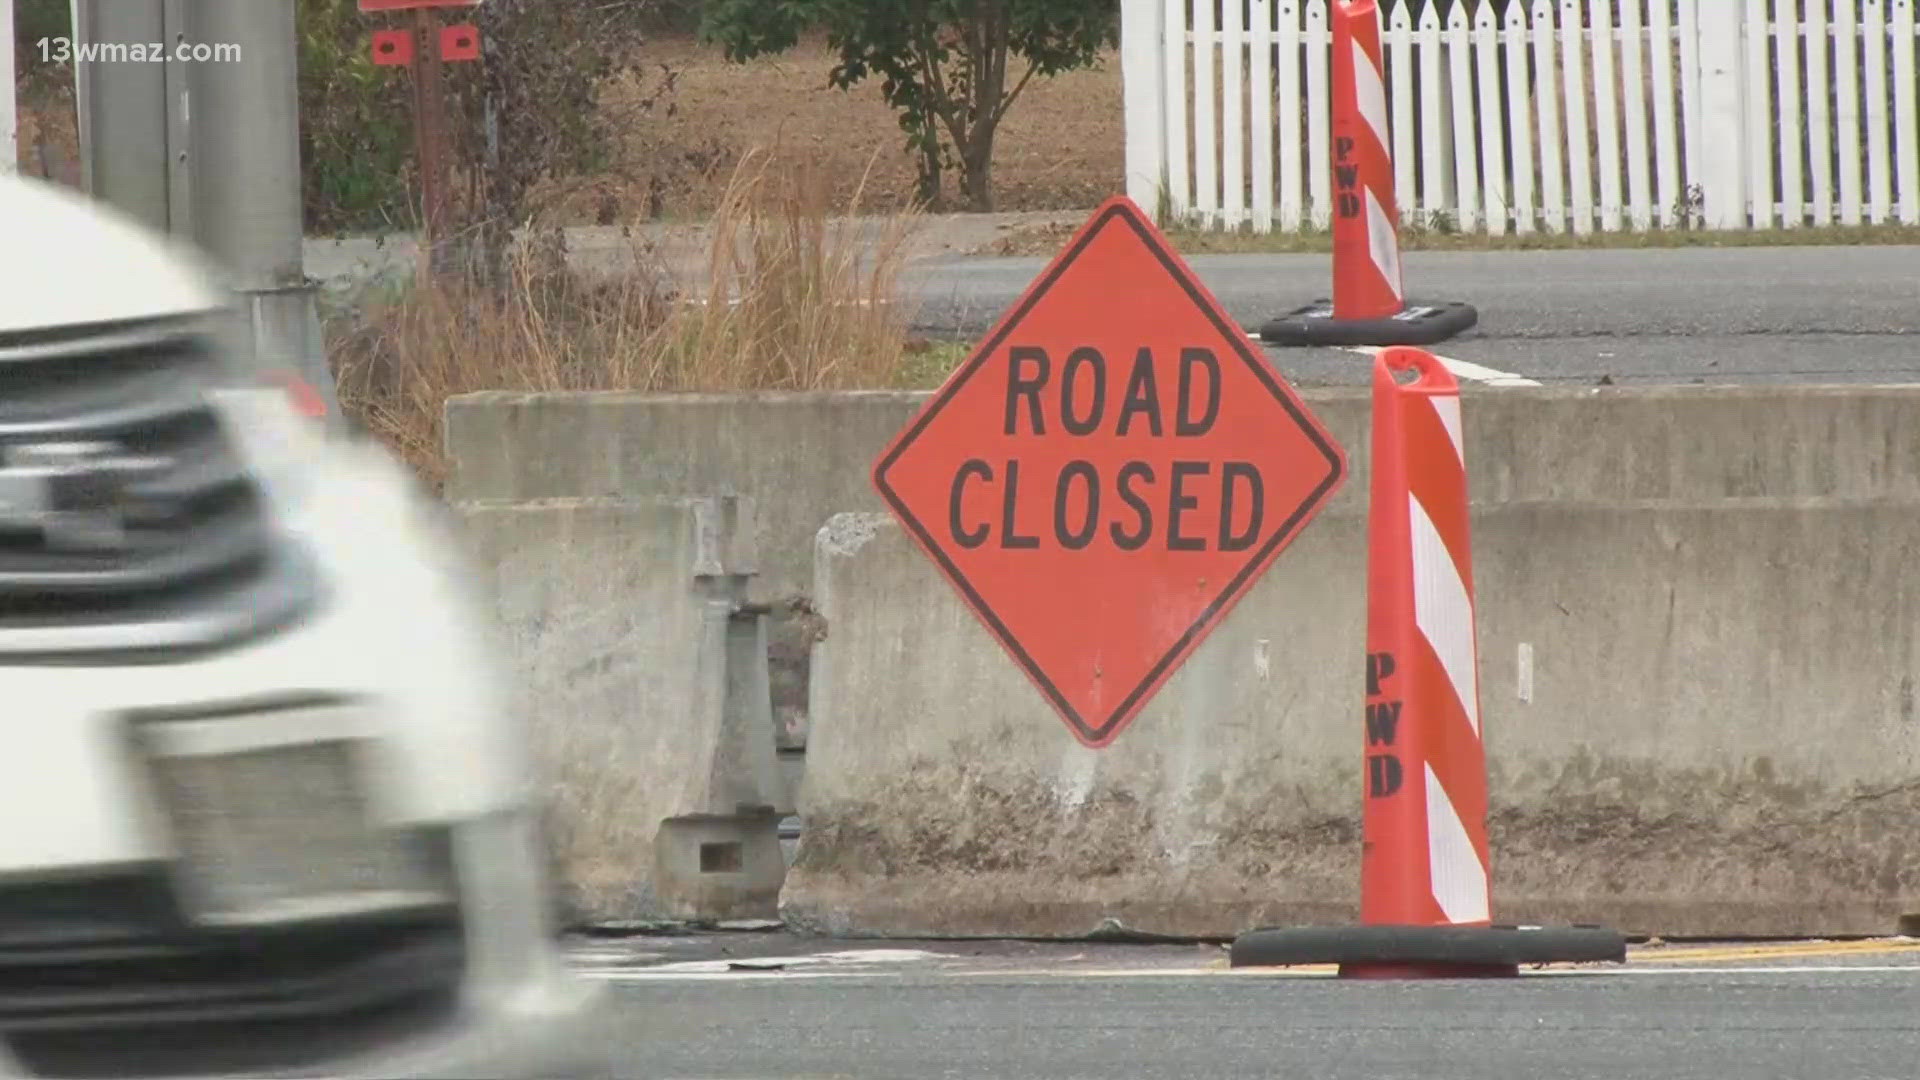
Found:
[873,197,1347,748]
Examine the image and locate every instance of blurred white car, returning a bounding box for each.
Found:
[0,174,608,1078]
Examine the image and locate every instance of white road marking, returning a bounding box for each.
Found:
[596,959,1920,983]
[952,967,1225,978]
[590,947,948,980]
[1537,964,1920,977]
[594,970,889,983]
[570,949,664,965]
[580,939,1920,984]
[956,961,1920,980]
[1338,344,1541,387]
[1245,334,1540,388]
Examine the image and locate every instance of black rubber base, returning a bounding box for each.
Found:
[1258,299,1479,347]
[1229,924,1628,976]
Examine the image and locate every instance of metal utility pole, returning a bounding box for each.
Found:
[2,0,16,176]
[185,0,343,422]
[71,0,190,233]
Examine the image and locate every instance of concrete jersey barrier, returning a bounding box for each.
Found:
[446,391,928,753]
[445,383,1920,760]
[784,389,1920,939]
[444,386,1920,938]
[456,496,787,927]
[446,384,1920,570]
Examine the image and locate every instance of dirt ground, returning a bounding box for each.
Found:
[592,34,1126,220]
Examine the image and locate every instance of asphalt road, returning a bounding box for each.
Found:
[906,246,1920,388]
[572,938,1920,1080]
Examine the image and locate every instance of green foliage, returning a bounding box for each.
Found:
[700,0,1117,211]
[294,0,662,243]
[13,0,76,96]
[297,0,413,233]
[11,0,68,39]
[450,0,654,228]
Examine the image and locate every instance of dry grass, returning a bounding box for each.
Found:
[329,147,922,488]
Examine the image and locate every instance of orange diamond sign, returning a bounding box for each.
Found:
[873,196,1348,748]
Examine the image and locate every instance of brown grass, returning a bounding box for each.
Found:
[329,147,922,488]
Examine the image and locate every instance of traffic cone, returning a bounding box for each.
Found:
[1227,349,1625,977]
[1259,0,1478,348]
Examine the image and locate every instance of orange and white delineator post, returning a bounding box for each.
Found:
[1329,0,1405,323]
[1347,348,1496,972]
[1226,349,1625,977]
[1259,0,1477,348]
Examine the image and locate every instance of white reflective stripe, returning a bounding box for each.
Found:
[1429,393,1464,464]
[1334,345,1541,388]
[1425,762,1491,924]
[1409,492,1478,736]
[1353,40,1393,157]
[1364,187,1403,301]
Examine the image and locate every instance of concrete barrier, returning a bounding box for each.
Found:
[446,384,1920,759]
[445,384,1920,537]
[446,391,932,590]
[446,391,927,752]
[786,388,1920,939]
[443,386,1920,937]
[456,495,787,926]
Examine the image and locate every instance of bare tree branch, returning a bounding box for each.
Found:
[989,59,1041,129]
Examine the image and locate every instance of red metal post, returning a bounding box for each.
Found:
[409,5,450,280]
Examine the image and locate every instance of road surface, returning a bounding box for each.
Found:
[568,936,1920,1079]
[907,245,1920,389]
[309,233,1919,389]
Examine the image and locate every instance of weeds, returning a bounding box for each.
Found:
[328,147,922,489]
[897,338,977,389]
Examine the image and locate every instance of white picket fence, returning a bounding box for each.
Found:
[1118,0,1920,233]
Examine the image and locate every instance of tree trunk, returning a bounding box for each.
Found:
[962,8,1010,212]
[961,136,994,212]
[915,112,945,210]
